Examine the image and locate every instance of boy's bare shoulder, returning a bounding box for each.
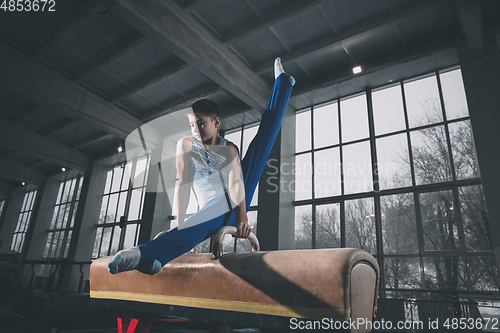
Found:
[225,140,240,159]
[177,136,193,152]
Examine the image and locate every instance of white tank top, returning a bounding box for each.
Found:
[190,135,230,209]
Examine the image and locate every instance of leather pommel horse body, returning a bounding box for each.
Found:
[90,229,379,333]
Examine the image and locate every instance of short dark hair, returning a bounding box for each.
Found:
[191,99,220,120]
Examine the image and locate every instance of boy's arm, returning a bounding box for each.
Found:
[227,143,251,238]
[174,138,191,228]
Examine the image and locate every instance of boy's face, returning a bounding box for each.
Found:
[188,112,220,142]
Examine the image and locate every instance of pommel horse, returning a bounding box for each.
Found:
[90,227,379,332]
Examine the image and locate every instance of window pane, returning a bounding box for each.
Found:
[316,203,340,249]
[99,227,113,257]
[294,153,312,201]
[65,178,76,202]
[104,170,113,194]
[423,256,466,290]
[111,166,123,193]
[296,110,311,153]
[124,224,137,249]
[139,188,146,220]
[376,133,412,190]
[404,75,443,128]
[110,227,121,255]
[381,193,418,254]
[419,190,459,252]
[55,231,65,258]
[70,202,78,228]
[107,193,119,222]
[440,69,469,120]
[459,185,492,252]
[340,94,369,143]
[50,206,60,229]
[410,126,452,185]
[314,102,338,148]
[92,228,103,258]
[116,192,127,222]
[76,177,84,201]
[44,233,53,258]
[342,141,373,195]
[345,197,376,255]
[25,191,33,211]
[314,148,341,198]
[384,257,421,289]
[372,84,406,135]
[99,195,109,224]
[449,120,480,180]
[55,183,64,204]
[295,205,312,249]
[61,203,70,228]
[63,231,72,258]
[468,256,499,291]
[121,162,132,191]
[133,158,148,188]
[128,189,142,221]
[242,124,258,157]
[50,231,60,258]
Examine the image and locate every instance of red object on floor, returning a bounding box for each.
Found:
[117,311,155,333]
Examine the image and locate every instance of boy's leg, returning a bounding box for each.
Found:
[110,66,294,275]
[241,72,294,207]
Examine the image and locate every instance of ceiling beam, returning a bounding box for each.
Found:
[33,0,115,60]
[75,35,148,83]
[13,105,45,123]
[457,0,485,59]
[110,59,188,103]
[0,117,92,172]
[44,119,77,137]
[112,0,271,112]
[254,0,451,75]
[0,40,142,139]
[184,0,211,12]
[73,133,114,150]
[0,158,47,185]
[223,0,328,45]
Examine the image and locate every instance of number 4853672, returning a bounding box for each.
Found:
[1,0,56,12]
[443,317,499,330]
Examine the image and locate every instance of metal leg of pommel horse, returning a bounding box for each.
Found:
[117,311,155,333]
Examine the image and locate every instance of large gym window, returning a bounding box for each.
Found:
[11,188,38,253]
[92,157,149,259]
[293,67,497,294]
[44,175,84,259]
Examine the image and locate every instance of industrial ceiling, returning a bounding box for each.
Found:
[0,0,498,194]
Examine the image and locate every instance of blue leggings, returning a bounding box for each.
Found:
[136,73,294,274]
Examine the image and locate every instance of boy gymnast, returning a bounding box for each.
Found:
[108,58,295,275]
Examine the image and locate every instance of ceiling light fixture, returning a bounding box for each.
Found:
[118,146,123,153]
[353,66,362,74]
[21,182,26,186]
[62,167,66,172]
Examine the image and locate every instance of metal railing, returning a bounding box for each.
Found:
[22,260,92,293]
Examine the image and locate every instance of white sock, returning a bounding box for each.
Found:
[274,57,285,79]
